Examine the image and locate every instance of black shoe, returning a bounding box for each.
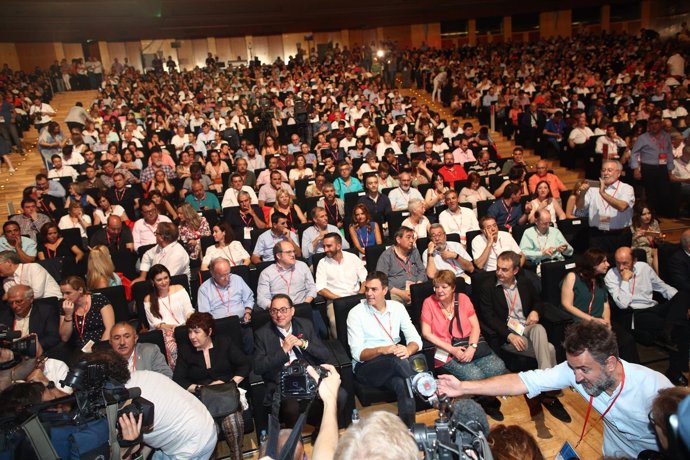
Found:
[542,397,571,423]
[666,371,688,387]
[483,405,505,421]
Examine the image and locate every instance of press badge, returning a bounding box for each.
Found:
[507,318,525,336]
[599,216,610,231]
[434,348,450,362]
[244,227,252,240]
[659,153,668,166]
[81,340,95,354]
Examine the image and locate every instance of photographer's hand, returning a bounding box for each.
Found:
[0,348,13,363]
[436,374,465,397]
[307,364,339,460]
[119,412,142,442]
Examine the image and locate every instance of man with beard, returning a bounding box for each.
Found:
[437,321,673,458]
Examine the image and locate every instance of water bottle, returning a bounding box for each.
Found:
[259,429,267,445]
[351,408,360,425]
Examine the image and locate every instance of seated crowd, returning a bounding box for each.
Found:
[1,30,690,459]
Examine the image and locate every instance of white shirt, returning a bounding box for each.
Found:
[140,242,190,278]
[132,215,172,250]
[315,251,367,297]
[401,216,430,239]
[438,207,480,242]
[202,242,250,267]
[568,126,594,145]
[388,187,423,211]
[582,180,634,231]
[30,103,55,125]
[422,240,472,276]
[93,205,126,225]
[127,371,217,459]
[673,156,690,180]
[375,141,402,160]
[471,231,521,271]
[58,214,92,239]
[221,186,258,208]
[520,360,672,458]
[3,263,62,299]
[144,288,194,328]
[48,166,79,180]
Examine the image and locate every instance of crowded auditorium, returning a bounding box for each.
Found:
[1,1,690,459]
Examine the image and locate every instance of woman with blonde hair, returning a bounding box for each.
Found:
[176,203,211,260]
[86,245,122,289]
[269,188,307,231]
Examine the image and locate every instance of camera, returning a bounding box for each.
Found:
[280,360,328,400]
[0,325,37,359]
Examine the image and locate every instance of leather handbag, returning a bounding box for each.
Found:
[197,382,240,418]
[449,295,492,360]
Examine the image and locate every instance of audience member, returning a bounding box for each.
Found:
[256,240,316,310]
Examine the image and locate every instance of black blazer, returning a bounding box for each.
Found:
[0,299,60,351]
[226,205,265,232]
[477,274,543,342]
[173,334,250,390]
[668,250,690,293]
[253,317,332,386]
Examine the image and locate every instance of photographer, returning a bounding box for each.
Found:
[82,349,217,459]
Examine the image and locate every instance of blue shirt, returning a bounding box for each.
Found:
[0,236,37,257]
[333,176,363,200]
[487,199,522,229]
[252,229,299,262]
[197,275,254,318]
[184,193,221,211]
[301,224,350,263]
[631,132,674,171]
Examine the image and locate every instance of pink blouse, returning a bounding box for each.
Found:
[421,293,477,367]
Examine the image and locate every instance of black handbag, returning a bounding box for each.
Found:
[197,382,240,418]
[449,294,492,360]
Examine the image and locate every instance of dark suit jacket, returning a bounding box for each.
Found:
[253,317,332,402]
[477,274,543,342]
[0,299,60,350]
[668,249,690,293]
[226,205,265,233]
[173,335,250,390]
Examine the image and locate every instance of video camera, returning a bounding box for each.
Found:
[280,359,329,400]
[406,355,493,460]
[0,325,37,358]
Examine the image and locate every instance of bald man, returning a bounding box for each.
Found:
[604,247,690,385]
[527,160,566,199]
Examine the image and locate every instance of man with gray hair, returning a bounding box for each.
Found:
[0,284,60,352]
[257,240,316,310]
[300,206,350,264]
[575,160,635,252]
[0,251,61,299]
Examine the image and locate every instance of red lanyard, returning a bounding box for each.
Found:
[277,267,294,294]
[115,188,125,202]
[651,134,667,153]
[501,199,512,227]
[358,224,370,248]
[576,363,625,448]
[213,282,232,316]
[143,221,157,237]
[630,274,636,296]
[159,292,180,324]
[46,246,56,259]
[325,202,340,223]
[370,307,394,343]
[602,181,621,212]
[503,286,519,317]
[450,210,463,232]
[221,246,237,266]
[130,349,137,372]
[394,250,413,278]
[240,211,254,227]
[74,301,91,342]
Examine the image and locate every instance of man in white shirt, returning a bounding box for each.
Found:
[604,247,690,385]
[438,190,479,246]
[575,160,635,252]
[423,224,474,282]
[222,173,259,208]
[134,222,190,282]
[315,232,366,337]
[471,216,524,271]
[567,114,594,149]
[388,172,423,211]
[443,119,463,141]
[437,321,673,458]
[131,199,173,251]
[258,170,295,207]
[170,125,189,154]
[30,97,56,132]
[375,131,402,160]
[47,155,78,180]
[245,143,266,172]
[0,250,62,299]
[595,124,628,158]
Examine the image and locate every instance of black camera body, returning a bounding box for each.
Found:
[280,360,328,400]
[0,325,37,361]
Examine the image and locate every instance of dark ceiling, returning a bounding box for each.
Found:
[1,0,614,43]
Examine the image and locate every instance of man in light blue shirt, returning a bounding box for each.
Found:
[346,271,423,427]
[0,221,37,263]
[333,162,363,200]
[301,207,349,263]
[251,212,301,265]
[437,321,672,458]
[519,209,573,265]
[604,246,689,385]
[197,257,255,352]
[256,241,316,310]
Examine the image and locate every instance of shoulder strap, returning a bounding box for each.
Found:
[448,294,463,337]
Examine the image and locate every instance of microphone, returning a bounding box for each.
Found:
[449,399,490,447]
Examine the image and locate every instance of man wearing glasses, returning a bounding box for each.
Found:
[253,294,340,427]
[131,198,172,251]
[256,241,316,310]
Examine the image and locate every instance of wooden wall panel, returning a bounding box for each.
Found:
[16,42,56,71]
[125,41,143,71]
[251,35,269,63]
[282,33,306,61]
[215,37,232,63]
[0,43,20,70]
[62,43,84,62]
[381,25,412,48]
[229,37,248,61]
[175,39,194,70]
[267,34,284,62]
[348,29,377,47]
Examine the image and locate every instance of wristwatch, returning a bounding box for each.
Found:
[469,343,478,349]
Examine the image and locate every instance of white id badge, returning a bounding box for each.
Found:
[243,227,252,240]
[599,216,610,231]
[507,318,525,336]
[81,340,95,353]
[434,348,450,362]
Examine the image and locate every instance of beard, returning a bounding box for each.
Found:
[581,370,616,397]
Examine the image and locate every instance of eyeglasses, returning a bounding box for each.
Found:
[269,307,292,316]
